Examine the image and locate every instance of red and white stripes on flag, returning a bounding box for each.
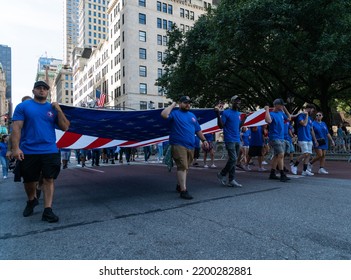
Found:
[243,108,267,127]
[97,92,106,107]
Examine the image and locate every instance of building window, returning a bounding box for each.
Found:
[157,51,162,62]
[139,83,147,94]
[162,3,167,13]
[168,4,173,14]
[190,11,195,20]
[180,8,184,18]
[139,48,147,59]
[163,35,168,46]
[139,13,146,24]
[157,18,162,28]
[140,101,147,110]
[157,68,163,78]
[139,0,146,7]
[139,66,147,77]
[139,30,146,42]
[157,1,161,11]
[157,34,162,45]
[163,19,167,29]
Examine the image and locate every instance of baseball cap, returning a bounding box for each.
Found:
[273,98,286,106]
[33,80,50,90]
[179,96,192,103]
[230,95,241,103]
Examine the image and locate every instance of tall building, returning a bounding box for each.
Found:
[0,63,9,133]
[78,0,110,49]
[64,0,80,66]
[0,44,12,100]
[73,0,214,110]
[53,64,74,105]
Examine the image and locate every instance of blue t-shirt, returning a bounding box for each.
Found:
[268,111,288,140]
[284,121,293,142]
[296,113,313,141]
[221,109,241,142]
[168,109,201,149]
[241,130,251,146]
[249,126,264,146]
[12,99,59,154]
[0,142,7,157]
[312,121,329,149]
[205,133,214,142]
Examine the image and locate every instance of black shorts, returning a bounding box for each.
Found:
[248,146,263,157]
[20,153,61,183]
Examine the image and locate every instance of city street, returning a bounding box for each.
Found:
[0,157,350,260]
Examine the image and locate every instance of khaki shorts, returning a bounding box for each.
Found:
[171,145,194,171]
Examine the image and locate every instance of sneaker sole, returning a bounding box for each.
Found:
[42,216,59,223]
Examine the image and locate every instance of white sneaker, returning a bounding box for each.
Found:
[204,164,209,168]
[262,161,268,165]
[318,168,329,174]
[291,165,298,175]
[228,179,243,188]
[217,172,227,185]
[302,170,314,176]
[211,164,216,168]
[244,165,251,171]
[3,176,7,179]
[258,167,267,172]
[307,163,313,172]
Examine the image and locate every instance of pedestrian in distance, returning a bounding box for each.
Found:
[11,81,70,223]
[264,98,291,182]
[0,134,9,179]
[161,96,209,200]
[215,95,244,188]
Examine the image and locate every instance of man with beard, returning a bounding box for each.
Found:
[161,96,209,200]
[215,95,244,187]
[290,104,318,176]
[11,81,70,222]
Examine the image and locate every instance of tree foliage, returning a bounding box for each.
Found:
[157,0,351,126]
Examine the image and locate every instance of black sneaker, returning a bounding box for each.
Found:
[269,173,279,180]
[280,174,291,182]
[180,191,193,200]
[42,207,59,223]
[176,184,181,193]
[23,198,39,217]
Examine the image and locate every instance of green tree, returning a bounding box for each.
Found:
[158,0,351,127]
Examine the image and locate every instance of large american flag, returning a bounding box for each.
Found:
[56,105,222,149]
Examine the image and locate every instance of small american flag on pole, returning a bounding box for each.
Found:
[96,89,106,108]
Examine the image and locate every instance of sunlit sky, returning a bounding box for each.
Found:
[0,0,63,111]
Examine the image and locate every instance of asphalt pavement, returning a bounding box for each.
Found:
[0,156,350,260]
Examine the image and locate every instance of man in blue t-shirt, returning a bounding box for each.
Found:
[12,81,70,223]
[161,96,209,200]
[264,98,291,182]
[290,104,318,176]
[215,95,243,187]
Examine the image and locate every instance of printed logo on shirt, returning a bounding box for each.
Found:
[47,111,54,118]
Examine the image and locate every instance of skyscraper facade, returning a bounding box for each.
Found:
[64,0,80,66]
[78,0,110,49]
[0,44,12,100]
